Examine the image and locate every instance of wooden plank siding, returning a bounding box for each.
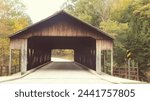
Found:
[10,19,113,50]
[10,39,23,49]
[10,11,113,50]
[9,11,114,75]
[12,20,101,39]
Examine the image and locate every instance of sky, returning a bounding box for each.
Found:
[22,0,67,23]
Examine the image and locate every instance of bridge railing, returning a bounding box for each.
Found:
[0,65,20,76]
[113,67,139,80]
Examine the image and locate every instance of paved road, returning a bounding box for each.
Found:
[2,62,113,84]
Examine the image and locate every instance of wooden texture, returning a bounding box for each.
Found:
[111,48,113,75]
[74,46,96,70]
[8,49,12,75]
[10,39,23,49]
[0,65,20,76]
[18,20,98,39]
[96,40,102,74]
[113,67,139,80]
[10,14,113,43]
[100,40,113,50]
[9,11,113,74]
[96,40,113,75]
[21,39,27,74]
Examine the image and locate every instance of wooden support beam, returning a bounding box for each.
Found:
[96,40,102,74]
[21,39,27,74]
[8,49,12,75]
[19,50,21,71]
[111,47,113,75]
[49,50,51,61]
[47,52,49,61]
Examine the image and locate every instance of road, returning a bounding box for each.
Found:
[2,62,113,84]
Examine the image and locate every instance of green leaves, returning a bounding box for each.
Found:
[121,0,150,70]
[0,0,31,66]
[0,0,31,35]
[100,20,128,37]
[63,0,108,27]
[63,0,150,74]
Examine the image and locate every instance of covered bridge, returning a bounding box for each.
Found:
[9,11,114,75]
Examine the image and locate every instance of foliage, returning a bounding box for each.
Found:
[100,20,129,37]
[63,0,114,27]
[63,0,150,81]
[123,0,150,68]
[110,0,133,22]
[52,49,74,60]
[0,0,31,66]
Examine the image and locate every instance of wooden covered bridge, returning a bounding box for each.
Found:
[8,11,113,75]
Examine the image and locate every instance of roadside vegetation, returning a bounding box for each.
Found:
[62,0,150,82]
[0,0,31,66]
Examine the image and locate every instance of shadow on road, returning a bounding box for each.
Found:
[39,62,90,71]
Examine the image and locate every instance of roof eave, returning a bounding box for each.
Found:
[9,10,114,40]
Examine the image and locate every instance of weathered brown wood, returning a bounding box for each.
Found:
[113,67,139,80]
[111,47,113,75]
[9,11,113,75]
[8,49,12,75]
[96,40,102,74]
[10,18,112,41]
[10,39,23,49]
[21,39,27,74]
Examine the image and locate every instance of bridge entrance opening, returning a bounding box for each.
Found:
[26,36,96,71]
[51,49,74,62]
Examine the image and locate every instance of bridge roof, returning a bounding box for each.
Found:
[9,10,113,40]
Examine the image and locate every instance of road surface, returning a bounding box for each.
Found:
[2,62,113,84]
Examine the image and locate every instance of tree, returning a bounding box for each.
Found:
[0,0,31,66]
[123,0,150,67]
[63,0,150,81]
[63,0,114,27]
[0,0,32,35]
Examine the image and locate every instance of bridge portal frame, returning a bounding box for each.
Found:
[9,11,113,75]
